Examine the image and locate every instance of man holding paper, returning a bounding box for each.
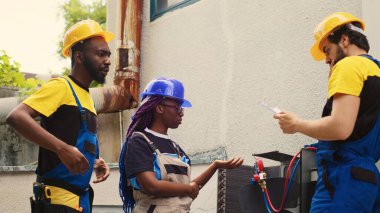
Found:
[274,12,380,213]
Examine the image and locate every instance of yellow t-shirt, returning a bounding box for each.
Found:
[24,76,96,117]
[328,56,380,98]
[324,55,380,142]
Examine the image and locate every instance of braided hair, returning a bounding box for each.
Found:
[119,95,164,213]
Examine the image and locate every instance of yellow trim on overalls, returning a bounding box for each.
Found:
[44,185,83,212]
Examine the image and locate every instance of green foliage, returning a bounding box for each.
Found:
[17,78,44,98]
[0,50,44,97]
[0,50,22,87]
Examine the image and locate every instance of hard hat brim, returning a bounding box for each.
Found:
[181,99,192,108]
[62,31,115,58]
[141,93,192,108]
[311,41,325,61]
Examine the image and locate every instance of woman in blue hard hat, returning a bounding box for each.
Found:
[119,77,243,213]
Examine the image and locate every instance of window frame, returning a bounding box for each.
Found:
[150,0,200,21]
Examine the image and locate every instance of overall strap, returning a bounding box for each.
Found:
[132,132,160,154]
[360,54,380,67]
[171,141,184,159]
[61,77,87,122]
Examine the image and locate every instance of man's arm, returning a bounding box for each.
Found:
[6,103,90,174]
[274,93,360,141]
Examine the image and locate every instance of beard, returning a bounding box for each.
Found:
[334,45,346,64]
[328,45,347,77]
[83,55,106,84]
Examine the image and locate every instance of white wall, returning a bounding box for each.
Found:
[363,0,380,59]
[138,0,361,162]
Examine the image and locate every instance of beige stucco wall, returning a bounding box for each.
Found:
[138,0,362,163]
[363,0,380,59]
[134,0,363,211]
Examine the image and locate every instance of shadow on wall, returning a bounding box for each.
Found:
[0,87,39,166]
[0,124,39,166]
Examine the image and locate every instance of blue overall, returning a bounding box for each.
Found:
[39,78,99,213]
[310,56,380,213]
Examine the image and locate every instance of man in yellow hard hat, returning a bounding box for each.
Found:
[6,20,114,213]
[274,12,380,212]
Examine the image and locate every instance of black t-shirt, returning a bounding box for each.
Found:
[124,129,190,178]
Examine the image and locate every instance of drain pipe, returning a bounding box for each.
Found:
[115,0,142,147]
[117,0,141,102]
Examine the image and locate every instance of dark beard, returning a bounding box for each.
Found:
[83,55,105,84]
[334,45,346,64]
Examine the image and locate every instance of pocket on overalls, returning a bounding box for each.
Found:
[349,167,378,207]
[43,185,83,212]
[83,141,97,158]
[351,167,378,185]
[337,166,378,211]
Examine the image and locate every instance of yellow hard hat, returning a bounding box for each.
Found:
[62,20,115,58]
[310,12,365,61]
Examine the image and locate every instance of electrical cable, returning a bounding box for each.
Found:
[256,146,317,213]
[263,147,317,212]
[285,159,300,201]
[263,191,273,213]
[265,150,300,212]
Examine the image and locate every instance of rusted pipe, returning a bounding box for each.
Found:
[90,85,134,113]
[90,0,141,113]
[120,0,127,45]
[114,0,141,104]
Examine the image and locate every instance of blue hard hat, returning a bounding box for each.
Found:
[140,77,192,107]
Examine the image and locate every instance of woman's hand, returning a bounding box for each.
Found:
[214,157,244,169]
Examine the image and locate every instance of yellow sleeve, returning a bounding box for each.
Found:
[327,57,365,99]
[23,78,68,117]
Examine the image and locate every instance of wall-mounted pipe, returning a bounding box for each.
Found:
[93,0,142,113]
[118,0,141,102]
[0,85,133,123]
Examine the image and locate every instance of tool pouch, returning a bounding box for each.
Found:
[31,182,83,213]
[30,198,82,213]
